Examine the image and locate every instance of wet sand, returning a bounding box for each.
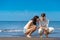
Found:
[0,37,59,40]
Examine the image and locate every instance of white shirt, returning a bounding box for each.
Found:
[39,18,49,28]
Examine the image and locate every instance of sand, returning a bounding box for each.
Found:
[0,37,59,40]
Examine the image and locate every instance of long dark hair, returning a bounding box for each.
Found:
[31,16,39,25]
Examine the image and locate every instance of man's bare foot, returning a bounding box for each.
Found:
[40,36,43,40]
[40,36,43,38]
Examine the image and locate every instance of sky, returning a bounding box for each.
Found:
[0,0,60,21]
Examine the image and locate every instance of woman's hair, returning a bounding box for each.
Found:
[31,16,39,25]
[41,13,46,17]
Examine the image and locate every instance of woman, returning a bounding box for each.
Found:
[38,13,54,38]
[24,16,39,38]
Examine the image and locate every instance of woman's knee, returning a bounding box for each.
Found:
[31,26,36,31]
[33,26,37,30]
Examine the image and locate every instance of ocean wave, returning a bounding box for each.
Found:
[0,28,60,32]
[0,29,23,32]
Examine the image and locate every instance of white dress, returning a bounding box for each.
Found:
[23,20,32,33]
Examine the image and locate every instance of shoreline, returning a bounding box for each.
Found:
[0,37,59,40]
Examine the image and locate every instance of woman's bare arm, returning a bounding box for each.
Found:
[27,20,33,29]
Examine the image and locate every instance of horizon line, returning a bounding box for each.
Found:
[0,20,59,22]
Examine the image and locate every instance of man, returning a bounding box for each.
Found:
[38,13,54,38]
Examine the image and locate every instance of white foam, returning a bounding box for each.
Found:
[0,29,23,32]
[0,30,2,32]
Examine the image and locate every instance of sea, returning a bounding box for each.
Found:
[0,21,60,37]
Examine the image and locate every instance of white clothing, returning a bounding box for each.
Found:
[38,27,54,34]
[38,18,54,34]
[23,20,32,33]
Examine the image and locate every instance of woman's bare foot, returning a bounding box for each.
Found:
[27,35,31,38]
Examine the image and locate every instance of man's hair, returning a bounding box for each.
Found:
[41,13,46,17]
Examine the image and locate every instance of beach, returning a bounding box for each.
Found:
[0,21,59,40]
[0,37,59,40]
[0,0,60,40]
[0,21,59,37]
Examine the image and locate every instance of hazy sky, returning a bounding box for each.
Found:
[0,0,60,21]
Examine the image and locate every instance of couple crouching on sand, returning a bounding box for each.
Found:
[24,13,54,38]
